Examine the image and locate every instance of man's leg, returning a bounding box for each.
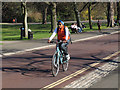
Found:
[61,43,68,55]
[60,40,70,60]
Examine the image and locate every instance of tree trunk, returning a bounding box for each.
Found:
[88,3,92,29]
[50,2,57,33]
[107,2,110,27]
[42,6,48,24]
[110,2,114,27]
[74,2,81,27]
[117,2,120,22]
[22,2,28,37]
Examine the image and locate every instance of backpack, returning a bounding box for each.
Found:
[57,25,72,44]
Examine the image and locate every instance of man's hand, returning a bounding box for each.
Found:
[48,40,51,43]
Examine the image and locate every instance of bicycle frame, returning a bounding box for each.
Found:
[52,41,69,76]
[55,42,64,65]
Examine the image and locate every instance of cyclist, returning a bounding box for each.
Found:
[48,20,70,60]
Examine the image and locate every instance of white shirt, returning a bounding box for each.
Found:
[71,25,77,29]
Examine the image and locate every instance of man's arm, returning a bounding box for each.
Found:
[48,28,57,42]
[65,27,69,41]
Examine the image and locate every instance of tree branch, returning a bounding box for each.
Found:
[91,2,99,10]
[44,2,50,5]
[79,2,89,13]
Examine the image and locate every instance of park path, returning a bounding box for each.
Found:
[2,32,119,88]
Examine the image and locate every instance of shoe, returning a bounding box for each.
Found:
[66,54,70,60]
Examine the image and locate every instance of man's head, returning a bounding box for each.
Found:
[58,20,64,28]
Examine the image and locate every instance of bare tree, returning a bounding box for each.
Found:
[107,2,114,27]
[110,2,114,27]
[79,2,89,13]
[21,1,28,37]
[50,2,57,33]
[107,2,110,27]
[42,6,48,24]
[74,2,81,27]
[42,3,48,24]
[117,2,120,22]
[88,2,92,29]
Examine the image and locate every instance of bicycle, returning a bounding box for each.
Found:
[51,41,70,77]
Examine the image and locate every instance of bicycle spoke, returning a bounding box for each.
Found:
[51,52,59,77]
[62,55,69,71]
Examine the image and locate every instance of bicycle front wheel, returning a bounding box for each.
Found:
[62,56,69,71]
[51,52,59,77]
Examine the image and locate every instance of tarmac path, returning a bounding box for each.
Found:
[2,32,119,89]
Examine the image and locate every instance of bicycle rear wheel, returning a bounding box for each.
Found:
[62,55,69,71]
[51,52,59,77]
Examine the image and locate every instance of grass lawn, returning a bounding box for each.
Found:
[2,24,52,41]
[2,22,108,41]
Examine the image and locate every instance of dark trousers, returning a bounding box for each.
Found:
[59,39,70,55]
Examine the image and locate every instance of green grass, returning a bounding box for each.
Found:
[2,22,108,41]
[83,22,108,31]
[2,24,52,41]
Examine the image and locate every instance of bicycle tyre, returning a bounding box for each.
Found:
[51,52,59,77]
[62,56,69,71]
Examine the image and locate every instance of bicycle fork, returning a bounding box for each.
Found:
[54,52,60,68]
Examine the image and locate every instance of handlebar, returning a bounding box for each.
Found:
[48,40,63,44]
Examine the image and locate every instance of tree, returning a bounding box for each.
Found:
[79,2,89,13]
[42,6,48,24]
[41,3,49,24]
[110,2,114,27]
[117,2,120,22]
[2,2,22,23]
[74,2,81,27]
[107,2,110,27]
[107,2,114,27]
[21,1,28,37]
[78,2,93,29]
[50,2,57,33]
[88,2,92,29]
[56,2,75,21]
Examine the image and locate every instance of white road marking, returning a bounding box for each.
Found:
[2,31,120,56]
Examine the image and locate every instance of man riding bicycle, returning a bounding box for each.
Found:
[48,20,70,60]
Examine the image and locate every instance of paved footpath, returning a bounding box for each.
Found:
[2,26,119,56]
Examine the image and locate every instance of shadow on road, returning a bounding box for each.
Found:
[71,55,119,72]
[2,52,119,77]
[2,53,53,77]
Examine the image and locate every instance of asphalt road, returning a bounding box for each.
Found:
[2,32,119,88]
